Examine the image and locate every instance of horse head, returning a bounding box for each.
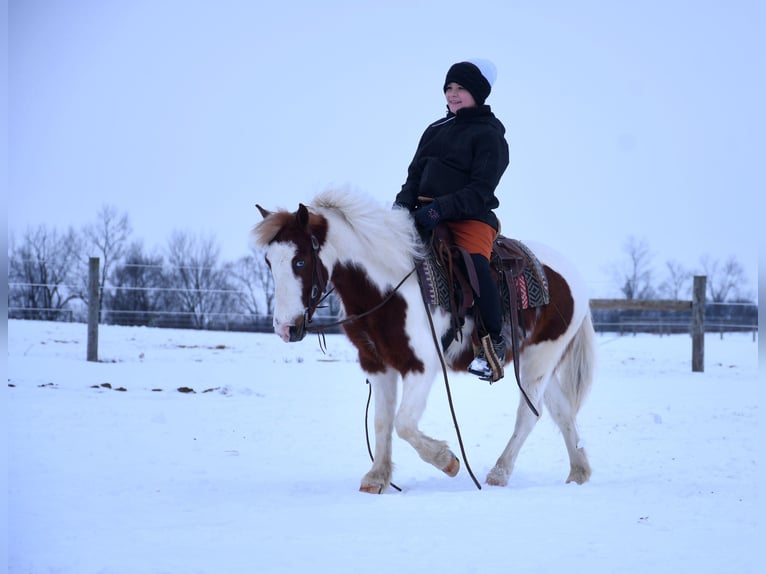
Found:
[253,203,330,343]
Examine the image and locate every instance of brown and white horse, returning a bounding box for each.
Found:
[253,189,595,493]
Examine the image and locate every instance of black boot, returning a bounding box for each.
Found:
[470,254,503,335]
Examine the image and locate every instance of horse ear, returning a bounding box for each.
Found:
[296,204,310,229]
[256,204,271,219]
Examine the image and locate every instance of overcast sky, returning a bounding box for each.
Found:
[8,0,764,298]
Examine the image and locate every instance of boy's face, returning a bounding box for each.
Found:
[445,82,477,114]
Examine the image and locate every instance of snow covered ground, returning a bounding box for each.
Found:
[6,319,762,573]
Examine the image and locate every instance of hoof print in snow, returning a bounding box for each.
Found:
[114,387,127,392]
[177,386,195,394]
[101,383,112,389]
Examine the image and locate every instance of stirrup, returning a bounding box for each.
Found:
[468,334,505,382]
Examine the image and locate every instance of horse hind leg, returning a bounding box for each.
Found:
[544,372,592,484]
[546,314,596,484]
[487,355,591,487]
[360,369,398,494]
[486,391,542,487]
[486,346,552,486]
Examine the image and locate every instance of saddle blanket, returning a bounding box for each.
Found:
[417,237,550,313]
[495,238,550,310]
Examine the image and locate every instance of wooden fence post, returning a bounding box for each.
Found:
[691,275,706,372]
[87,257,100,362]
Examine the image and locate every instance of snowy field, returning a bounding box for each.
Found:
[6,319,762,573]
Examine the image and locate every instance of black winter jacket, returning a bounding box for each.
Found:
[395,105,509,230]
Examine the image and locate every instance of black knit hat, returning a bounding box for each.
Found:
[443,61,493,105]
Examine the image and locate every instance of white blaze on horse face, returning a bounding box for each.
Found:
[267,241,307,342]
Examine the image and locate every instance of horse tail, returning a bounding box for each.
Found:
[556,311,596,414]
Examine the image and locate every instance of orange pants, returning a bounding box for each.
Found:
[446,220,497,259]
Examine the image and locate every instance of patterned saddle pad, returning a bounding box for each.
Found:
[417,233,550,319]
[417,251,453,310]
[493,237,550,310]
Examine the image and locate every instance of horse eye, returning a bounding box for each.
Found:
[294,260,306,268]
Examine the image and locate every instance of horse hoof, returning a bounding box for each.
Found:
[486,466,509,487]
[359,483,385,494]
[566,468,591,485]
[442,456,460,477]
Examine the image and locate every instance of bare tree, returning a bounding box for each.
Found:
[106,241,166,326]
[612,236,655,300]
[229,248,275,316]
[165,231,235,328]
[699,254,748,302]
[8,225,83,320]
[81,205,132,314]
[657,260,692,300]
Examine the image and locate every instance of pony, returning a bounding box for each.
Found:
[253,188,595,494]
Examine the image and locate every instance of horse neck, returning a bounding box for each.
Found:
[320,221,413,298]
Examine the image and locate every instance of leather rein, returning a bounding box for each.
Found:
[299,232,482,491]
[301,233,417,338]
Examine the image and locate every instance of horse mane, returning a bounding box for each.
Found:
[309,188,424,277]
[252,188,423,281]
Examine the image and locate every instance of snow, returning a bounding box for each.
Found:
[6,319,762,573]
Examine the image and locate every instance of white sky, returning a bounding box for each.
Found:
[8,0,764,298]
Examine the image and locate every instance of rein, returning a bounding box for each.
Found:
[305,267,417,335]
[357,267,482,492]
[300,236,480,491]
[364,380,402,493]
[420,289,482,491]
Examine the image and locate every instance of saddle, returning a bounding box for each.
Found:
[416,223,550,387]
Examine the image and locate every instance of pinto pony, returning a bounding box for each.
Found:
[253,189,595,494]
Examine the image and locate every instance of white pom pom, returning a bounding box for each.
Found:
[467,58,497,87]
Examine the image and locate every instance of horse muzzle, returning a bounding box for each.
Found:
[275,314,308,343]
[288,321,307,342]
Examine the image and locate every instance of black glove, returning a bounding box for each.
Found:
[393,195,421,211]
[413,201,441,230]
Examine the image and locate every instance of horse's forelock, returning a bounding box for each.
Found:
[252,208,328,248]
[252,210,295,247]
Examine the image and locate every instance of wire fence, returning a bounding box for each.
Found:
[7,282,249,295]
[8,281,758,337]
[589,300,757,337]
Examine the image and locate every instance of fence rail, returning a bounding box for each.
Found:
[590,298,691,311]
[9,264,758,372]
[593,276,706,371]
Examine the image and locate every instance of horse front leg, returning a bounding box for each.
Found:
[395,371,460,478]
[359,369,398,494]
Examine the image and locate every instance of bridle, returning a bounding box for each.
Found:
[291,232,416,342]
[290,227,482,490]
[306,234,328,322]
[288,233,329,342]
